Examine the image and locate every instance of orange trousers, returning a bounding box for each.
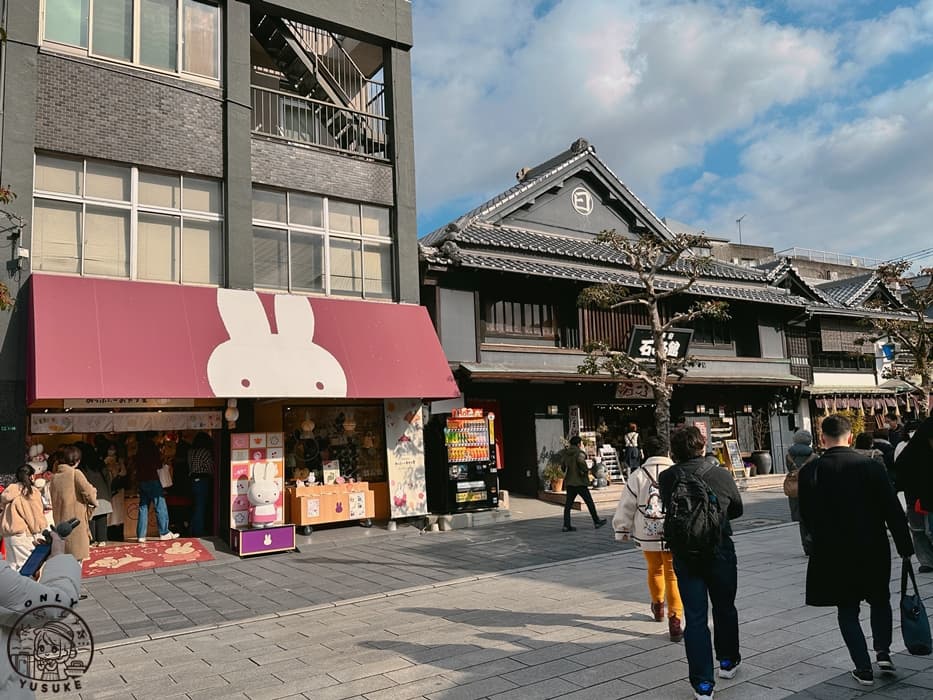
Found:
[643,550,683,618]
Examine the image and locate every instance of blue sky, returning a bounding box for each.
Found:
[410,0,933,267]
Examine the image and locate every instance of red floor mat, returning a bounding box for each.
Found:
[82,539,214,578]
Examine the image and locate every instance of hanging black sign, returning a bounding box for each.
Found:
[626,326,693,361]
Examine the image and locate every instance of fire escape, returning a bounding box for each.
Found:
[250,13,388,160]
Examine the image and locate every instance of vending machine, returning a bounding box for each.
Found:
[426,407,499,513]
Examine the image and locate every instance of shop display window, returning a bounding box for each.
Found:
[284,405,387,484]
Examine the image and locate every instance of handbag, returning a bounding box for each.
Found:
[900,558,933,655]
[157,465,173,489]
[783,470,799,498]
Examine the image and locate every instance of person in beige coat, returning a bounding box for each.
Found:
[0,465,47,571]
[50,445,97,563]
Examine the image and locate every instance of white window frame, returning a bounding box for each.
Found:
[32,154,224,285]
[251,188,394,300]
[38,0,223,87]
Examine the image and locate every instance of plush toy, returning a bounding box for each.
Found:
[248,462,281,528]
[291,465,315,487]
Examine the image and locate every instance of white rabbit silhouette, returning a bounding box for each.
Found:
[248,462,281,529]
[207,289,348,397]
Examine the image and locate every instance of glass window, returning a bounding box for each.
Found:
[84,206,130,277]
[330,238,362,296]
[139,171,180,208]
[183,177,222,213]
[92,0,133,61]
[137,213,179,281]
[33,200,81,273]
[361,205,390,237]
[182,0,219,78]
[182,220,223,285]
[86,161,130,201]
[289,193,324,229]
[140,0,178,71]
[253,227,288,290]
[45,0,89,47]
[363,243,392,299]
[252,188,287,223]
[329,200,361,234]
[290,231,324,293]
[35,155,82,195]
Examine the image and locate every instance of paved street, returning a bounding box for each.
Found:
[80,490,793,643]
[66,487,933,699]
[75,501,933,699]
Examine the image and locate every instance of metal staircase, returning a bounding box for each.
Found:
[250,13,386,157]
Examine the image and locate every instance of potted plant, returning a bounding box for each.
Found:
[750,408,772,475]
[542,461,565,492]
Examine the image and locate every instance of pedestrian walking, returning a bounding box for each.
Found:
[799,413,913,687]
[559,435,607,532]
[612,436,683,642]
[0,464,46,571]
[854,432,886,466]
[187,432,215,536]
[50,444,98,563]
[659,426,743,699]
[135,432,179,543]
[893,417,933,572]
[785,429,817,555]
[623,423,642,476]
[79,443,113,547]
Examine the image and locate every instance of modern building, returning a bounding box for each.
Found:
[0,1,456,535]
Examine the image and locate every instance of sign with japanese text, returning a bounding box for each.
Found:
[614,380,655,401]
[626,326,692,361]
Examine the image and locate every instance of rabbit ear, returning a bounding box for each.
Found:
[264,463,278,481]
[273,294,316,341]
[217,289,272,340]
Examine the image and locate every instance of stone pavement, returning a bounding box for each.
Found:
[70,489,933,699]
[80,490,792,643]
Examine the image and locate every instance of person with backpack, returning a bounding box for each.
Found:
[799,413,913,687]
[559,435,608,532]
[894,418,933,573]
[612,436,683,642]
[659,426,743,699]
[784,429,817,556]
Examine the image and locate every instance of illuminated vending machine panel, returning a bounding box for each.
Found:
[444,408,498,511]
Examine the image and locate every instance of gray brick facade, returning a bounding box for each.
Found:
[35,52,224,177]
[251,137,394,206]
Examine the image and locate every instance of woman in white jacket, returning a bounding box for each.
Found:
[613,435,684,642]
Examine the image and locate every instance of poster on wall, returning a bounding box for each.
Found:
[384,399,428,519]
[230,432,285,530]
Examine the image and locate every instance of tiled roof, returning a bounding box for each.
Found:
[423,248,808,307]
[762,258,837,305]
[426,222,768,283]
[816,272,877,306]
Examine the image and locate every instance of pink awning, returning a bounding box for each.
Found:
[28,274,458,401]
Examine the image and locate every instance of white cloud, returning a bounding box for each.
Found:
[412,1,933,261]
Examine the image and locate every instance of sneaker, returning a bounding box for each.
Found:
[852,669,874,685]
[159,532,180,540]
[718,659,740,679]
[651,601,665,622]
[98,541,107,547]
[669,614,683,642]
[562,526,577,532]
[876,651,895,673]
[594,518,607,529]
[137,537,146,543]
[694,681,714,698]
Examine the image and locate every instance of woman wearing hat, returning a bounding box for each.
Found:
[786,429,817,555]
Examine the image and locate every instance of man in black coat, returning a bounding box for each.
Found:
[799,413,913,687]
[659,426,743,699]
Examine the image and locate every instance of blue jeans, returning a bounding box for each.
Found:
[137,480,170,538]
[190,476,212,536]
[673,539,741,690]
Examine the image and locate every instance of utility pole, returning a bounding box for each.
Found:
[736,215,746,245]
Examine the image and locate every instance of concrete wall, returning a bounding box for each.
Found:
[438,288,477,363]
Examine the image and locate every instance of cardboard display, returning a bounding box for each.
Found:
[285,482,376,526]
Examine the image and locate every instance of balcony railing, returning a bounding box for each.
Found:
[251,85,389,161]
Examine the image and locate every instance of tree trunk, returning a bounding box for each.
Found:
[655,386,672,455]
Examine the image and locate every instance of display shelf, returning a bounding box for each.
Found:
[599,445,623,481]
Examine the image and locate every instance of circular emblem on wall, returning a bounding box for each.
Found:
[571,187,594,216]
[8,604,94,691]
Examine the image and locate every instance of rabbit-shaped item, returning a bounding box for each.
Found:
[207,289,348,397]
[248,462,281,528]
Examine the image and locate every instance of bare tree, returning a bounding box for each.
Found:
[577,230,729,452]
[863,261,933,419]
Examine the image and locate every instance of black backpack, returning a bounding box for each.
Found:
[663,462,724,565]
